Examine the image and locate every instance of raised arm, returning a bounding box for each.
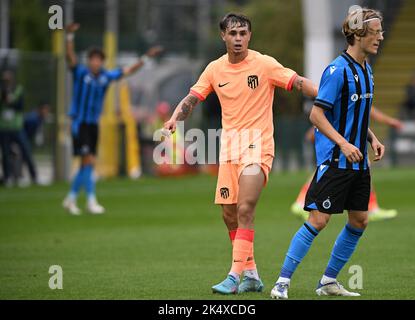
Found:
[163,94,200,133]
[122,46,164,77]
[65,23,80,68]
[371,106,403,129]
[293,75,318,98]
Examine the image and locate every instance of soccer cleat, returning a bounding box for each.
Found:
[368,208,397,222]
[270,282,290,299]
[290,202,309,221]
[63,197,81,215]
[87,200,105,215]
[4,179,13,188]
[316,280,360,297]
[212,275,239,295]
[17,179,31,188]
[238,276,264,293]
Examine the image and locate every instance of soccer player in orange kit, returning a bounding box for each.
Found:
[164,13,317,294]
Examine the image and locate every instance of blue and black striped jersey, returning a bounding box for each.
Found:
[314,51,374,171]
[68,64,123,127]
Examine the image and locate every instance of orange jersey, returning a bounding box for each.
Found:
[190,49,297,162]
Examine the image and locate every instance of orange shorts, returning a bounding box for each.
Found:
[214,154,274,204]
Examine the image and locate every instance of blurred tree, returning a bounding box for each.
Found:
[10,0,50,51]
[6,0,56,117]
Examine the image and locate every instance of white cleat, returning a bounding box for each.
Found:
[368,208,398,222]
[87,200,105,215]
[290,202,309,221]
[270,282,289,300]
[63,198,81,215]
[316,280,360,297]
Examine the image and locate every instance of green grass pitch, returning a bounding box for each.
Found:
[0,168,414,299]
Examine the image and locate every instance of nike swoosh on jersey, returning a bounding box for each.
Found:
[218,82,230,87]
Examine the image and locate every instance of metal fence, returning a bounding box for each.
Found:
[1,49,56,185]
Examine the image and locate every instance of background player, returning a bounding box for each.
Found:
[62,23,162,215]
[271,8,385,299]
[163,13,317,294]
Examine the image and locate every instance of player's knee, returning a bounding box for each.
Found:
[309,220,327,231]
[222,207,237,224]
[359,219,368,230]
[237,202,255,225]
[349,217,369,230]
[308,211,330,231]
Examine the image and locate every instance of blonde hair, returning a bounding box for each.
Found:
[342,8,383,45]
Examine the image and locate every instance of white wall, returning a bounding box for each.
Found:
[302,0,363,85]
[302,0,334,85]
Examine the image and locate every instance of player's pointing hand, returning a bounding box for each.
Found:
[163,120,176,135]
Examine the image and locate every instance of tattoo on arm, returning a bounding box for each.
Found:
[295,77,304,91]
[176,95,199,121]
[295,76,318,98]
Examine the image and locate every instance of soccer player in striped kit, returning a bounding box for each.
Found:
[271,8,385,299]
[62,23,162,215]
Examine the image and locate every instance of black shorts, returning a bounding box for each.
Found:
[304,166,371,214]
[72,123,98,156]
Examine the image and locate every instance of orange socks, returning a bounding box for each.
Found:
[245,248,257,270]
[230,228,255,276]
[229,229,257,271]
[229,230,237,245]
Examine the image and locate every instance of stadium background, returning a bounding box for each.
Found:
[0,0,414,300]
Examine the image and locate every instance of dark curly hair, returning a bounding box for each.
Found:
[219,13,251,32]
[87,47,106,60]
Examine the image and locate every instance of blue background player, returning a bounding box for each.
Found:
[271,8,386,299]
[62,23,162,215]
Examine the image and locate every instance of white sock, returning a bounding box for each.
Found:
[277,276,291,284]
[87,194,97,204]
[321,275,336,285]
[67,192,77,202]
[228,272,240,283]
[244,269,260,280]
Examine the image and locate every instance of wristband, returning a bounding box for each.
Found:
[66,33,75,41]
